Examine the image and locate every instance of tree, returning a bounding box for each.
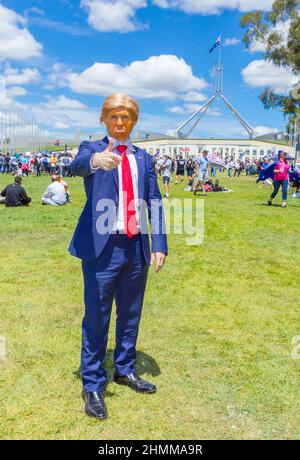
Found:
[240,0,300,134]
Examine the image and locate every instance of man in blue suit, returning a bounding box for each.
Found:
[69,93,167,420]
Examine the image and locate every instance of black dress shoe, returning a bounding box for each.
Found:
[82,390,107,419]
[114,372,156,393]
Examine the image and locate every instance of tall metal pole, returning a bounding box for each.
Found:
[175,33,254,139]
[217,35,222,95]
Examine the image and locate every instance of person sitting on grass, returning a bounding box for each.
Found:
[212,179,232,193]
[57,174,71,203]
[42,174,67,206]
[0,175,31,207]
[204,179,213,193]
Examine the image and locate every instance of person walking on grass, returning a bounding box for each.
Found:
[175,155,185,185]
[193,150,209,196]
[161,153,172,198]
[245,158,250,176]
[234,159,242,178]
[268,152,290,208]
[21,155,29,177]
[227,158,233,180]
[50,153,57,174]
[34,156,41,177]
[2,153,10,174]
[185,157,195,192]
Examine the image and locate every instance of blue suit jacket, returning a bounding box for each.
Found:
[69,136,168,264]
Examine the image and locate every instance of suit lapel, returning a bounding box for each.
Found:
[112,167,119,195]
[133,146,145,199]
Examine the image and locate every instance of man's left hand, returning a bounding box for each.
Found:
[150,252,166,273]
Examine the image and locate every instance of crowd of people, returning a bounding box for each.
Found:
[0,150,73,208]
[154,151,256,197]
[1,148,299,208]
[154,150,300,207]
[0,151,74,177]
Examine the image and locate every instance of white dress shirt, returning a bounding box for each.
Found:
[111,137,140,232]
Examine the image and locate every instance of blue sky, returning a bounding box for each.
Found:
[0,0,297,139]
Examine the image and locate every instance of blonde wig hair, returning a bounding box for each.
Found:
[100,93,139,125]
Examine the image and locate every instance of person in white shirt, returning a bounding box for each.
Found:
[42,174,67,206]
[160,154,172,198]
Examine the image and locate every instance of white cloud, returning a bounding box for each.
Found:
[0,77,26,109]
[66,54,208,100]
[168,104,221,115]
[0,4,42,60]
[0,75,5,93]
[183,103,202,112]
[27,7,45,16]
[21,96,89,133]
[4,96,257,139]
[138,111,182,134]
[3,67,41,85]
[167,104,201,114]
[45,63,71,89]
[224,37,240,46]
[0,91,25,110]
[180,91,208,102]
[0,91,93,137]
[242,59,299,95]
[43,95,87,110]
[207,108,221,116]
[253,126,279,137]
[80,0,274,33]
[165,114,250,137]
[152,0,274,15]
[54,121,71,130]
[193,117,247,137]
[168,106,185,114]
[14,123,44,137]
[0,93,14,109]
[236,0,274,12]
[26,100,100,133]
[5,86,28,97]
[80,0,147,32]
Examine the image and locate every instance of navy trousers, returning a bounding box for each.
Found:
[81,233,149,392]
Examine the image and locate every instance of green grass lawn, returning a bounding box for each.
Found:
[0,172,299,440]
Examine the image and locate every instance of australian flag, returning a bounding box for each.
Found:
[209,35,221,53]
[256,152,282,183]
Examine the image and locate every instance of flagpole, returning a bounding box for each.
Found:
[217,34,222,95]
[175,33,254,138]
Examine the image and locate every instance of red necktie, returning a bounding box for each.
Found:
[116,145,137,238]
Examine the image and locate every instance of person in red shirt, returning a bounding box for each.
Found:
[268,152,290,208]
